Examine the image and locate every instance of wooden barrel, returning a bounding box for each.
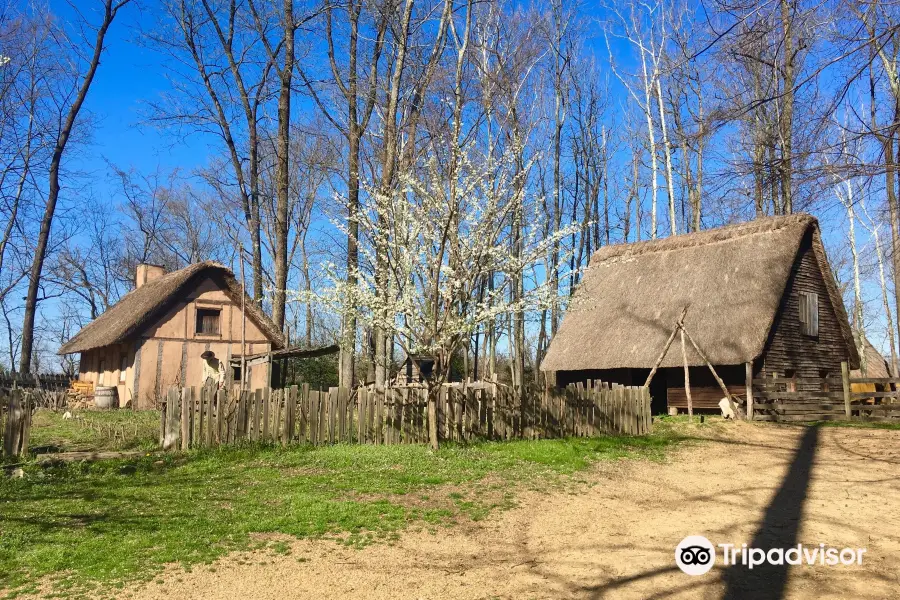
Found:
[94,386,119,409]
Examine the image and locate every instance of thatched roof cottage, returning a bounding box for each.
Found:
[541,214,860,413]
[60,262,284,409]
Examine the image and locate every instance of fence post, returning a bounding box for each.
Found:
[3,389,27,458]
[643,386,652,434]
[181,387,190,450]
[216,389,226,445]
[262,387,271,441]
[745,362,754,421]
[841,361,851,419]
[357,387,367,444]
[159,395,168,448]
[20,392,31,456]
[286,385,297,445]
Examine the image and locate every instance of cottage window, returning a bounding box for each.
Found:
[119,354,127,383]
[196,308,221,335]
[798,292,819,337]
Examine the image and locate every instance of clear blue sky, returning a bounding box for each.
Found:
[69,2,211,190]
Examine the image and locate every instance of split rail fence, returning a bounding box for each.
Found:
[159,380,652,450]
[751,362,900,422]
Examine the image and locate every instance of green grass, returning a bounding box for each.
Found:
[26,410,160,455]
[0,432,682,598]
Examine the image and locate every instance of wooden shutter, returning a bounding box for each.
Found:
[196,308,221,335]
[799,292,818,337]
[808,292,819,337]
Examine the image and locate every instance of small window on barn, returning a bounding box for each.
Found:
[798,292,819,337]
[196,308,221,335]
[119,354,127,383]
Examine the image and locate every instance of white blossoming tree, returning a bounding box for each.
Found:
[305,145,577,447]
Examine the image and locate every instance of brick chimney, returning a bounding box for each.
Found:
[135,264,166,289]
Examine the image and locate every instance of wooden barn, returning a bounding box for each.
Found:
[59,262,284,409]
[540,214,860,414]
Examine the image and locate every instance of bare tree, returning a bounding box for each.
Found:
[19,0,134,373]
[148,0,275,304]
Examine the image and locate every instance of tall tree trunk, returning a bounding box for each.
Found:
[301,231,313,346]
[374,0,414,386]
[549,0,566,336]
[656,78,677,235]
[639,47,659,239]
[321,1,387,387]
[885,134,900,370]
[341,130,361,387]
[871,223,898,375]
[200,0,265,301]
[271,0,294,333]
[842,181,865,372]
[693,86,705,231]
[20,0,129,373]
[632,146,642,241]
[779,0,794,214]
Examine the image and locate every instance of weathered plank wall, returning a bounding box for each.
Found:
[760,231,853,387]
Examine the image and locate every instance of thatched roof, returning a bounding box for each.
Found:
[59,261,284,354]
[541,214,859,372]
[852,335,893,379]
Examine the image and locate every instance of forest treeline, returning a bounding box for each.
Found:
[1,0,899,389]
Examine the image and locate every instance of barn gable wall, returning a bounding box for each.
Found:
[760,230,853,388]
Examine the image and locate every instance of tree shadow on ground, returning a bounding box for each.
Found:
[719,425,819,599]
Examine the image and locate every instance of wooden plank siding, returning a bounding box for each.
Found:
[759,230,853,387]
[667,385,746,409]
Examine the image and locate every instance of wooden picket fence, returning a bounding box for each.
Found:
[0,373,70,391]
[160,380,652,450]
[1,389,32,458]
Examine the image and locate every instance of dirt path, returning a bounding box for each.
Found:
[130,422,899,599]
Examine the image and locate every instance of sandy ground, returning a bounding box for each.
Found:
[121,422,900,599]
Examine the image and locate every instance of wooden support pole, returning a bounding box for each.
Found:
[842,361,851,418]
[679,327,693,420]
[644,307,689,387]
[745,362,754,421]
[680,325,734,402]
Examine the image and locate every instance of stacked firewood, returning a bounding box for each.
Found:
[66,380,95,410]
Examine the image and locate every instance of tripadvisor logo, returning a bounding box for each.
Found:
[675,536,868,576]
[675,535,716,575]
